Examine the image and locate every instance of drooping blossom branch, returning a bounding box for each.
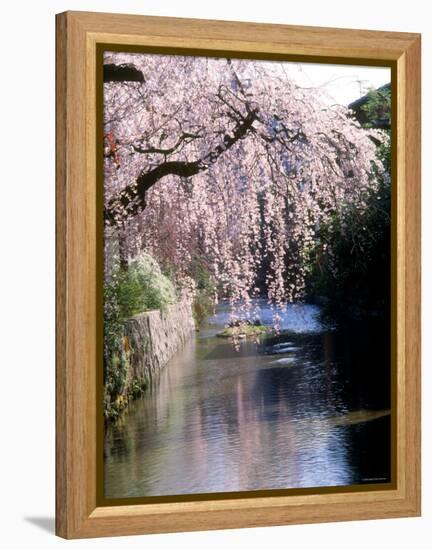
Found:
[103,51,388,315]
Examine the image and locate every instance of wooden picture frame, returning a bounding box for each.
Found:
[56,10,421,539]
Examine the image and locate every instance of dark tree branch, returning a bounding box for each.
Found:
[216,86,245,121]
[226,58,250,110]
[104,64,145,83]
[105,109,258,225]
[131,132,203,156]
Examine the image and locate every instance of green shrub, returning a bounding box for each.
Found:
[192,291,215,326]
[306,175,390,324]
[128,252,177,312]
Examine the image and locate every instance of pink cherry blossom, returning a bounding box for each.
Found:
[103,52,387,318]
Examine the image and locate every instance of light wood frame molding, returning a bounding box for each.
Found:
[56,10,421,539]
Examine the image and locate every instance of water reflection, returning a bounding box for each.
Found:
[104,301,391,498]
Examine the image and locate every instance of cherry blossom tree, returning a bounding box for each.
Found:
[103,51,387,319]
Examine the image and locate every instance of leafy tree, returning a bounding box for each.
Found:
[360,85,391,130]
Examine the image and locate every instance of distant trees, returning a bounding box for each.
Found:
[103,51,388,318]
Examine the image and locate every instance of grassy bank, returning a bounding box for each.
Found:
[217,323,269,339]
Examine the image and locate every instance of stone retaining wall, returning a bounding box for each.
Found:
[124,299,195,387]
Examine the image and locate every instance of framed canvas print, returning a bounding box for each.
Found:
[56,11,421,539]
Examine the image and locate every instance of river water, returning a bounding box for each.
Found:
[104,300,391,499]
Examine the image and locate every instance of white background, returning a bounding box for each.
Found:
[0,0,430,547]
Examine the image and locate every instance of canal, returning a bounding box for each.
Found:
[104,300,391,498]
